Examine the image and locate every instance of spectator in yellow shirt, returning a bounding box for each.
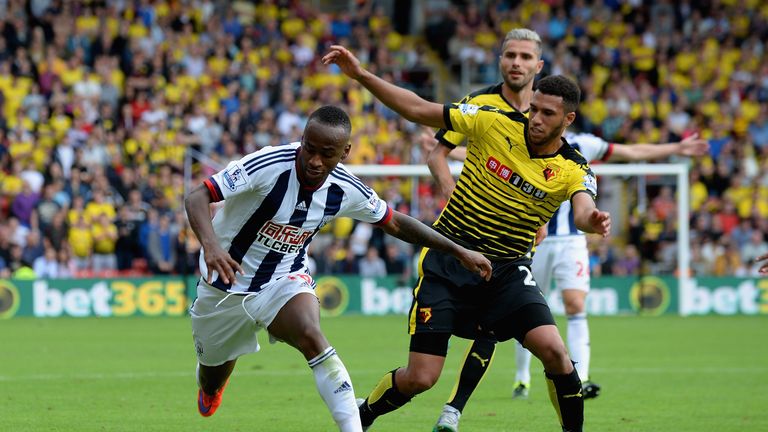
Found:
[84,189,116,222]
[68,213,94,271]
[91,213,118,273]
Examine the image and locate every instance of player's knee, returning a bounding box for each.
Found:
[293,325,328,358]
[562,292,586,315]
[535,341,571,372]
[401,368,439,394]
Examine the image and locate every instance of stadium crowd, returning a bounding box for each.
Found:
[0,0,766,280]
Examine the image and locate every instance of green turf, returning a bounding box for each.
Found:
[2,314,767,431]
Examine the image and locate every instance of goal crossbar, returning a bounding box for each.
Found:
[347,163,690,299]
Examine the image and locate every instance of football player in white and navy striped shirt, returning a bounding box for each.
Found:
[186,105,492,431]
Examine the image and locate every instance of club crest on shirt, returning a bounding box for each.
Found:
[222,165,247,191]
[543,164,560,181]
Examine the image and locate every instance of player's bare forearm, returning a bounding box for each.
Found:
[322,45,445,129]
[608,133,709,161]
[427,144,457,199]
[184,184,218,250]
[184,184,243,284]
[610,143,679,161]
[571,193,611,237]
[382,211,492,280]
[356,69,444,128]
[382,212,455,251]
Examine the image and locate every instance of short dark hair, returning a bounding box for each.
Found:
[535,75,581,113]
[307,105,351,135]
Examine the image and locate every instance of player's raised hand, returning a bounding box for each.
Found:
[203,244,244,285]
[755,253,768,275]
[321,45,365,80]
[457,249,493,281]
[588,209,611,237]
[679,133,709,157]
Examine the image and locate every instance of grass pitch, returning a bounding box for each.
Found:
[2,314,767,431]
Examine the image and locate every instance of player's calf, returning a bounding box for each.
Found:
[545,365,583,432]
[359,369,413,428]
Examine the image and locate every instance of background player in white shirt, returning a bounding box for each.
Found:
[185,105,492,432]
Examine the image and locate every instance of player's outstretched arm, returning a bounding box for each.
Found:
[608,133,709,162]
[755,253,768,275]
[381,211,492,281]
[185,184,243,284]
[322,45,446,129]
[571,192,611,237]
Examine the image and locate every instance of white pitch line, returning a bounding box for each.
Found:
[1,366,766,382]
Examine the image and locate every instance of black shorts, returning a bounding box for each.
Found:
[407,248,555,343]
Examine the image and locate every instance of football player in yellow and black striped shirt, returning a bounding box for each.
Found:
[323,45,611,432]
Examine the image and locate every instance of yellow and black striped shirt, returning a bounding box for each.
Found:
[436,83,520,148]
[436,102,596,259]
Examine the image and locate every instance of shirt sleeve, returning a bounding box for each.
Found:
[342,187,392,225]
[442,103,490,136]
[434,129,464,149]
[205,156,259,201]
[568,164,598,200]
[435,92,476,148]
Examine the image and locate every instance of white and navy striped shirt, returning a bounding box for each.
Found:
[548,132,613,237]
[201,142,392,293]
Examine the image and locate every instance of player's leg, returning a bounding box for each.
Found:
[513,342,532,398]
[523,321,583,432]
[487,268,583,432]
[515,241,555,398]
[444,336,497,412]
[196,360,235,417]
[198,360,236,395]
[554,236,598,398]
[191,282,256,417]
[562,288,599,398]
[359,333,448,428]
[268,292,361,432]
[432,335,497,431]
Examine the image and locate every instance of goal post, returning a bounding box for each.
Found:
[347,163,691,301]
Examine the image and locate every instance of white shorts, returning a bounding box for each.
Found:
[531,235,590,295]
[190,273,316,366]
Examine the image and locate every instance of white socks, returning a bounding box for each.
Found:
[514,340,532,385]
[567,313,590,380]
[308,346,362,432]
